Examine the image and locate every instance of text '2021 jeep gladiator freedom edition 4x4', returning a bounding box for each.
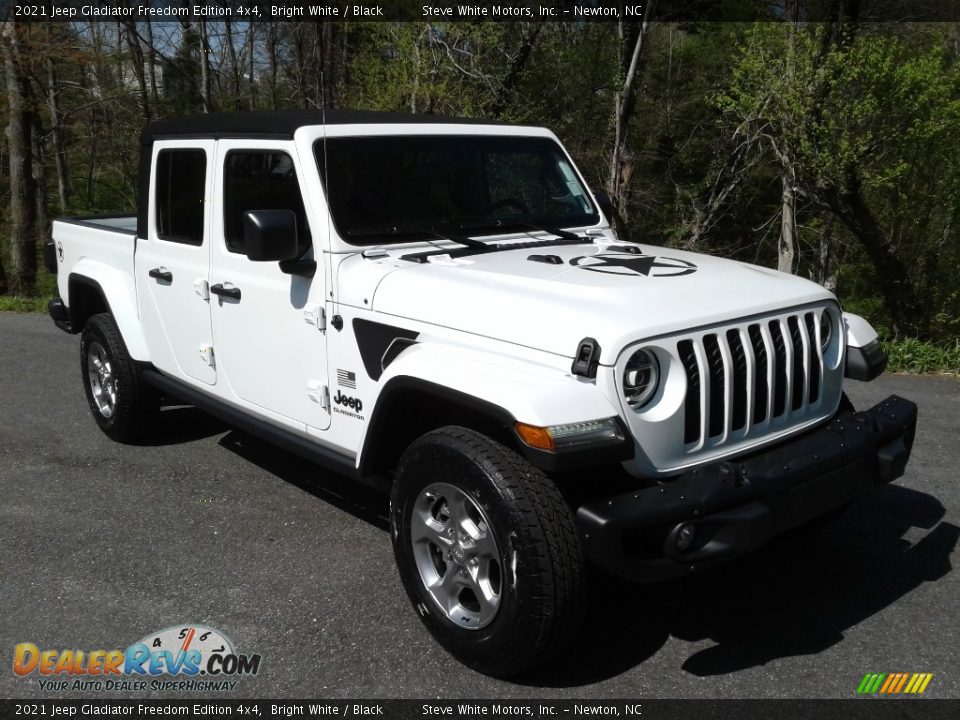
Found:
[46,110,917,677]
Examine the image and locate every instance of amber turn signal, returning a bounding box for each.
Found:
[514,422,556,451]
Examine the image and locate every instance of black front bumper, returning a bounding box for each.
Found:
[577,395,918,582]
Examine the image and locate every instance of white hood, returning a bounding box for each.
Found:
[341,241,836,365]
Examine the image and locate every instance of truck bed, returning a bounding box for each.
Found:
[57,215,137,236]
[51,216,139,311]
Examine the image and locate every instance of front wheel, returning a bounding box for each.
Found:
[390,426,584,677]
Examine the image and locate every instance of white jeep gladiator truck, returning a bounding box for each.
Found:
[46,110,917,677]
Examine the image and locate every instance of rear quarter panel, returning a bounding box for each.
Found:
[53,219,149,361]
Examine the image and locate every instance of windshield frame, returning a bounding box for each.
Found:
[311,128,602,248]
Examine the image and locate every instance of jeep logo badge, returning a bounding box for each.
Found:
[333,390,363,413]
[569,252,697,277]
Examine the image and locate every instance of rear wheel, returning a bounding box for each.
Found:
[80,313,158,443]
[390,426,584,677]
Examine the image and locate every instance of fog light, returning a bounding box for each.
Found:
[676,523,696,552]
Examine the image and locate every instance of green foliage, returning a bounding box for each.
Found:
[163,26,205,115]
[0,295,48,313]
[2,19,957,349]
[712,24,960,340]
[0,266,55,312]
[717,24,960,192]
[883,337,960,375]
[345,24,512,116]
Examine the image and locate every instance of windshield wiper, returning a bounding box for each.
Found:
[418,223,490,251]
[346,223,489,251]
[515,222,583,243]
[456,219,583,243]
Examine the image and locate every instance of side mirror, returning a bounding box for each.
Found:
[243,210,299,262]
[594,190,616,224]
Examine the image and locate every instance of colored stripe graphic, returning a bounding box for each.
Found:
[906,673,933,694]
[879,674,896,693]
[857,673,933,694]
[893,673,909,693]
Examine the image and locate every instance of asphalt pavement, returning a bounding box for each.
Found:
[1,312,958,699]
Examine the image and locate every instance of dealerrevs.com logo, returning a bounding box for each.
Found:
[13,625,261,692]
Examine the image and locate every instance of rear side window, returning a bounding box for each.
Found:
[223,151,311,255]
[155,149,207,245]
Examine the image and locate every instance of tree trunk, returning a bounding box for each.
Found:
[248,21,256,109]
[410,29,421,113]
[609,3,653,229]
[145,18,159,103]
[199,20,213,113]
[2,20,38,296]
[31,112,52,260]
[85,106,96,209]
[122,20,151,124]
[491,24,542,117]
[224,17,242,110]
[267,22,279,109]
[312,22,322,108]
[778,171,796,273]
[813,216,841,293]
[293,23,308,109]
[45,49,69,211]
[321,21,335,109]
[826,179,924,338]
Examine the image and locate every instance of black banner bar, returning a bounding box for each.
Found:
[1,699,959,719]
[7,0,960,23]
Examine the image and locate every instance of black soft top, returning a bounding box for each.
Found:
[136,109,511,237]
[139,109,509,144]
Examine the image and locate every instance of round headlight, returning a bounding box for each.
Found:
[819,312,833,352]
[623,349,659,409]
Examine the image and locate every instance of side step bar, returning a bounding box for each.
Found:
[140,368,389,494]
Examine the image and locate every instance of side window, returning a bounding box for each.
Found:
[155,149,207,245]
[223,151,311,255]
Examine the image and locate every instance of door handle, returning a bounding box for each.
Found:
[210,283,241,301]
[148,267,173,282]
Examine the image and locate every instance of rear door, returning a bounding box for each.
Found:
[208,140,330,430]
[135,141,216,385]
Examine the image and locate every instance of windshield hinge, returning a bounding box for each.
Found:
[307,381,330,409]
[304,304,326,332]
[199,343,215,368]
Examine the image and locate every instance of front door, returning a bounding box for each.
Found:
[135,141,216,385]
[208,140,330,430]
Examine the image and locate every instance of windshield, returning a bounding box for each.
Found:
[314,135,599,245]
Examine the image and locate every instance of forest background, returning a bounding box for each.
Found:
[2,0,958,372]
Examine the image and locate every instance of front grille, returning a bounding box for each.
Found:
[678,340,700,444]
[726,329,748,431]
[679,310,827,449]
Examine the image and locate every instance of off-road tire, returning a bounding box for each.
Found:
[80,313,158,443]
[390,426,584,677]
